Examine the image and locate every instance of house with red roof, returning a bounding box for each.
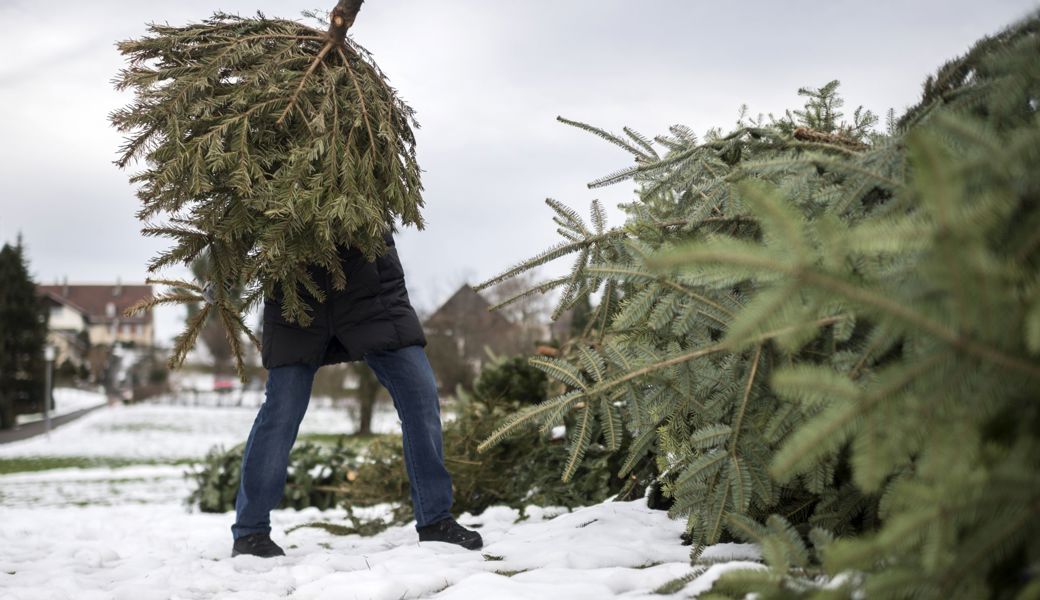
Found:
[37,279,154,367]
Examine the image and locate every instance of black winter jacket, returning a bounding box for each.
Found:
[260,231,427,369]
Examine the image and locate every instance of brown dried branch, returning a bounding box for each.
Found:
[792,127,868,151]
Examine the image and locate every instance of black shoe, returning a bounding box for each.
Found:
[231,532,286,558]
[417,517,483,550]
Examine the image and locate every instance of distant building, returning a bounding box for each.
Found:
[423,284,523,375]
[36,291,89,368]
[37,280,155,366]
[419,283,585,393]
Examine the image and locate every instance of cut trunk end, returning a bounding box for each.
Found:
[328,0,364,45]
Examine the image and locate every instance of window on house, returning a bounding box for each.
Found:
[106,302,116,318]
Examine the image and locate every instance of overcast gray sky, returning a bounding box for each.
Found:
[1,0,1037,345]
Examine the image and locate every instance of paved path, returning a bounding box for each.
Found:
[0,403,108,445]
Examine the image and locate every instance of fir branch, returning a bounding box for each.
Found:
[729,344,763,455]
[557,116,652,160]
[484,275,571,313]
[561,404,594,482]
[646,246,1040,380]
[472,228,626,292]
[476,389,584,453]
[769,352,947,481]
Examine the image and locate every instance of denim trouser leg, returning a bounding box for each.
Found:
[231,362,318,540]
[363,344,454,529]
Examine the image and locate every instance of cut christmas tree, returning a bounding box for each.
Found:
[109,0,425,379]
[472,8,1040,599]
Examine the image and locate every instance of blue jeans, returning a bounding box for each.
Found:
[231,344,455,540]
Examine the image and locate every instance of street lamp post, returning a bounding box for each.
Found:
[43,345,55,438]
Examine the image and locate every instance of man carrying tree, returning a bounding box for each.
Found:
[109,0,482,558]
[223,2,481,559]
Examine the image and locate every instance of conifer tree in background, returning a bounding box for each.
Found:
[474,10,1040,598]
[109,0,426,380]
[0,236,48,430]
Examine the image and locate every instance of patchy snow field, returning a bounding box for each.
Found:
[0,464,192,508]
[0,400,402,460]
[0,402,762,599]
[15,388,109,426]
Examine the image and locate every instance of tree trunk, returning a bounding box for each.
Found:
[328,0,365,45]
[0,391,13,430]
[354,362,381,435]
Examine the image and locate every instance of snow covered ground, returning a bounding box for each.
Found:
[0,498,761,600]
[0,401,762,599]
[0,464,192,508]
[14,388,109,426]
[0,401,402,460]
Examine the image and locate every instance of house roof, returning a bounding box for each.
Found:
[37,284,154,325]
[39,290,90,317]
[423,284,517,331]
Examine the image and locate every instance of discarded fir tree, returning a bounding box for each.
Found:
[109,0,425,378]
[473,9,1040,599]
